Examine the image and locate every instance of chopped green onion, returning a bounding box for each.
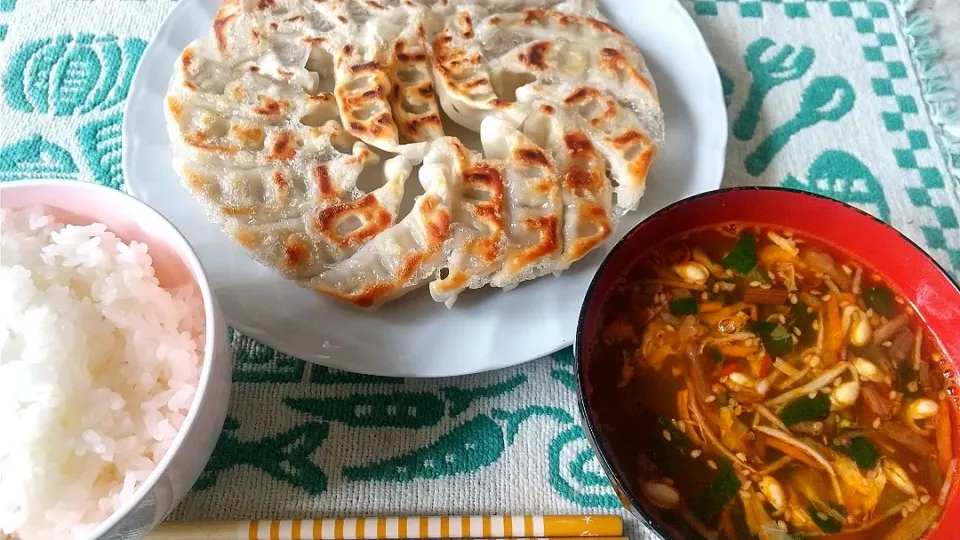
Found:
[779,393,831,426]
[669,296,699,316]
[693,460,741,524]
[835,437,880,469]
[787,302,817,347]
[808,504,845,533]
[863,286,896,317]
[896,362,920,397]
[723,232,758,274]
[708,346,724,363]
[657,416,693,454]
[754,321,794,356]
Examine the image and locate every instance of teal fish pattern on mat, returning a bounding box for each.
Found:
[782,150,891,221]
[230,328,306,383]
[286,393,449,429]
[4,34,145,116]
[77,112,123,188]
[195,417,330,495]
[343,415,506,482]
[0,135,78,181]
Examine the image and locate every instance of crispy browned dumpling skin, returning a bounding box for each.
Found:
[164,0,663,308]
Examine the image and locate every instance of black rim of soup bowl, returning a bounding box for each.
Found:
[573,186,960,539]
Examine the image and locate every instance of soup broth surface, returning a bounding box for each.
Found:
[590,224,957,540]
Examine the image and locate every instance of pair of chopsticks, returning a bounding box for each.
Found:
[146,515,624,540]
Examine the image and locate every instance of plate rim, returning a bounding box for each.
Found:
[121,0,728,377]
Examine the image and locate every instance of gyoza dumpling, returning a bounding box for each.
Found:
[516,82,659,212]
[167,0,663,308]
[520,102,613,269]
[428,141,507,307]
[430,4,527,131]
[385,12,446,143]
[480,116,563,290]
[478,8,661,129]
[333,24,428,161]
[303,138,460,307]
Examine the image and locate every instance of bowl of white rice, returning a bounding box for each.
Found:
[0,180,232,540]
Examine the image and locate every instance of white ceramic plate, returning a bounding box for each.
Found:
[123,0,726,377]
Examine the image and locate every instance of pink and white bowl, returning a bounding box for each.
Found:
[1,179,232,540]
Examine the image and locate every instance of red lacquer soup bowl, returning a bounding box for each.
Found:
[574,187,960,539]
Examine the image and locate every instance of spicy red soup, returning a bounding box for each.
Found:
[589,223,957,540]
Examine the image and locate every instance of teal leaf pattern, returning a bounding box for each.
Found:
[77,112,123,188]
[4,34,144,116]
[0,135,78,181]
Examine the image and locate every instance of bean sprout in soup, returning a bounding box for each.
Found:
[589,224,957,540]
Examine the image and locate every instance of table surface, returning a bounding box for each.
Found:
[0,1,958,538]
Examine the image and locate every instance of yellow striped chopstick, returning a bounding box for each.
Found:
[146,515,623,540]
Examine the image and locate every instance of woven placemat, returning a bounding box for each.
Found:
[1,1,958,537]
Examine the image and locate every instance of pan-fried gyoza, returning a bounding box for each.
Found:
[164,0,663,307]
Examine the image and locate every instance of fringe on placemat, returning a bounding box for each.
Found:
[896,0,960,186]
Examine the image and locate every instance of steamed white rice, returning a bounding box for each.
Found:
[0,206,204,540]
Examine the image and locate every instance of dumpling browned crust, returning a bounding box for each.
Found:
[165,0,663,308]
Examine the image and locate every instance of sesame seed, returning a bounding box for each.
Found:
[736,452,747,461]
[889,390,898,399]
[822,294,833,302]
[662,429,672,442]
[818,512,828,521]
[701,291,709,300]
[902,508,909,518]
[793,327,802,336]
[749,280,762,287]
[768,271,776,280]
[812,320,821,331]
[909,463,919,473]
[921,495,931,504]
[741,491,752,499]
[809,391,818,399]
[708,460,718,470]
[705,395,716,403]
[896,296,905,305]
[777,520,787,530]
[842,264,852,275]
[761,283,772,290]
[691,449,702,458]
[811,290,822,296]
[790,294,798,304]
[873,418,881,429]
[907,381,919,393]
[882,341,893,347]
[726,269,734,277]
[742,480,753,490]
